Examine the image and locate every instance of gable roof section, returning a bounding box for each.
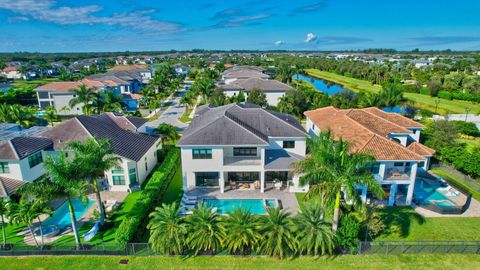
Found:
[178,103,307,146]
[9,137,53,159]
[360,135,424,161]
[0,177,26,198]
[0,140,18,160]
[363,107,424,128]
[407,142,436,157]
[345,109,412,136]
[39,118,92,150]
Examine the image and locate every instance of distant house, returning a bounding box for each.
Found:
[304,106,435,206]
[0,113,161,195]
[35,81,96,115]
[412,60,433,68]
[0,82,13,93]
[221,66,269,84]
[1,66,22,79]
[173,64,189,75]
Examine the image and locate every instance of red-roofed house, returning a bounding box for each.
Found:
[304,106,436,206]
[1,66,23,79]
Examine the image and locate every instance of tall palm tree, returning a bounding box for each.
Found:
[379,84,404,109]
[154,123,179,145]
[35,154,89,248]
[185,205,224,255]
[293,132,384,232]
[179,93,195,111]
[69,84,98,115]
[194,78,215,101]
[7,200,51,247]
[67,138,120,226]
[99,91,123,113]
[0,199,7,248]
[257,208,297,258]
[221,207,261,255]
[277,64,297,84]
[295,202,336,256]
[8,104,37,128]
[147,203,187,255]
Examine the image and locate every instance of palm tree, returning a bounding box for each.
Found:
[277,64,297,84]
[43,106,58,127]
[193,78,215,101]
[69,84,98,115]
[147,203,187,255]
[221,207,261,255]
[0,199,7,248]
[257,208,297,258]
[295,201,336,256]
[67,138,120,227]
[154,123,179,145]
[6,104,37,128]
[379,84,404,109]
[185,205,224,255]
[179,93,195,111]
[99,91,123,113]
[38,154,89,248]
[7,200,51,247]
[293,132,384,232]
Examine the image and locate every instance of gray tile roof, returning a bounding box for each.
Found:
[178,103,307,146]
[221,78,292,92]
[0,177,26,198]
[0,137,53,160]
[264,149,303,171]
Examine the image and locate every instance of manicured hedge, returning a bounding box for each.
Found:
[115,148,180,244]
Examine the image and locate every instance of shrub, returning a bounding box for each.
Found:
[438,90,452,100]
[115,148,180,244]
[452,121,480,137]
[336,214,360,254]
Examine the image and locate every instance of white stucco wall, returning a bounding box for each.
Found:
[0,151,48,182]
[267,138,306,157]
[52,93,82,115]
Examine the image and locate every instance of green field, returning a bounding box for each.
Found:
[1,254,479,270]
[304,69,480,115]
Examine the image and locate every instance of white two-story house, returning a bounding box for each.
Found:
[177,103,308,193]
[0,113,161,197]
[304,106,435,206]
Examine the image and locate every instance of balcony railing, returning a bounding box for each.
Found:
[383,169,411,181]
[223,156,261,166]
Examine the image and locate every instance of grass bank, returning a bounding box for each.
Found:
[304,69,480,114]
[1,254,479,270]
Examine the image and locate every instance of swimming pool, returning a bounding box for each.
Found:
[43,198,94,228]
[414,178,456,208]
[203,199,279,215]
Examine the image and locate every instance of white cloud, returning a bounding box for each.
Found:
[274,40,285,46]
[0,0,182,33]
[305,33,317,43]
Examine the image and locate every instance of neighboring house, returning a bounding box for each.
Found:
[304,106,435,206]
[177,103,309,193]
[0,113,161,194]
[0,82,13,93]
[220,78,293,106]
[108,65,153,82]
[222,66,269,84]
[0,123,48,144]
[121,93,143,111]
[412,60,433,68]
[35,81,97,115]
[173,63,189,75]
[1,66,22,79]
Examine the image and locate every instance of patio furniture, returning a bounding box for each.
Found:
[274,181,282,190]
[229,180,236,190]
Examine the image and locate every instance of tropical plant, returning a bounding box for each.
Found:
[98,91,123,113]
[69,84,98,115]
[378,83,404,108]
[179,92,196,110]
[257,208,297,258]
[0,104,37,128]
[295,201,336,256]
[147,203,187,255]
[0,199,7,248]
[246,88,267,107]
[336,214,361,253]
[185,205,224,255]
[277,64,296,84]
[221,207,261,255]
[7,199,51,247]
[193,77,215,101]
[67,138,120,226]
[293,132,384,232]
[43,106,58,126]
[154,123,179,144]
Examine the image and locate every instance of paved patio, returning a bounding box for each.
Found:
[186,188,301,214]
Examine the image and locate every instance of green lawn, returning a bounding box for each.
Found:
[1,254,479,270]
[160,164,184,205]
[304,69,480,115]
[179,108,193,123]
[374,207,480,241]
[11,78,59,90]
[430,168,480,201]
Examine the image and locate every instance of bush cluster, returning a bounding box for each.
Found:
[115,148,180,244]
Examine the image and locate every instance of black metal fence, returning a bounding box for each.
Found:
[359,241,480,254]
[0,243,126,256]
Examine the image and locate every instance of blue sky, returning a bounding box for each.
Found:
[0,0,479,52]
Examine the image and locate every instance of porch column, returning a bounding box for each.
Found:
[260,171,265,193]
[406,163,418,205]
[219,172,225,193]
[388,184,397,206]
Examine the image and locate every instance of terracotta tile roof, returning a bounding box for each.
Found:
[363,107,424,128]
[108,65,148,71]
[2,66,17,72]
[407,142,436,156]
[122,93,143,100]
[304,106,426,161]
[0,177,25,198]
[34,81,101,93]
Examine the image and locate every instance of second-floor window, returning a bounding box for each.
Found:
[0,162,9,173]
[192,149,212,159]
[283,141,295,149]
[112,176,126,185]
[233,147,256,156]
[28,152,43,168]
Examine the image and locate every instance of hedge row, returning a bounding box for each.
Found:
[115,148,180,244]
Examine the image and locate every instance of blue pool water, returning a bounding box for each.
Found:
[414,178,456,208]
[204,199,276,215]
[43,198,94,228]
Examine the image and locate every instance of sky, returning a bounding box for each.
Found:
[0,0,479,52]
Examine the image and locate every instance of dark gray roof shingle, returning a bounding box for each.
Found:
[0,137,53,160]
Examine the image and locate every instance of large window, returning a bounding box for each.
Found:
[394,162,404,167]
[129,168,137,184]
[112,176,126,185]
[228,172,259,182]
[195,172,219,187]
[0,162,9,173]
[282,141,295,149]
[192,149,212,159]
[233,147,257,157]
[28,152,43,168]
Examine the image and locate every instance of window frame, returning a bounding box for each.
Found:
[282,141,295,149]
[112,175,126,185]
[233,147,257,157]
[192,149,213,159]
[195,172,219,187]
[28,152,43,168]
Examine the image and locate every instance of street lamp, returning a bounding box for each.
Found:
[465,107,471,122]
[434,98,440,114]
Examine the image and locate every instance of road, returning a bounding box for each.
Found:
[139,89,189,134]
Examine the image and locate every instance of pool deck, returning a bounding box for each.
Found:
[414,198,480,217]
[186,188,301,214]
